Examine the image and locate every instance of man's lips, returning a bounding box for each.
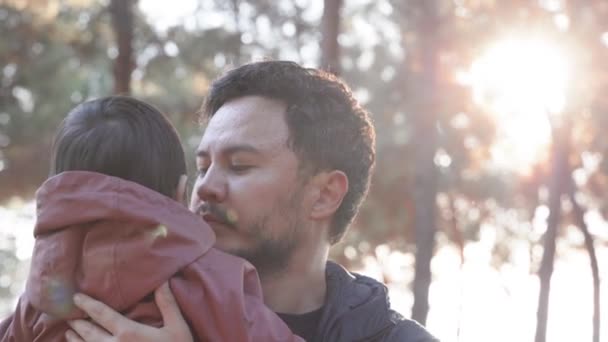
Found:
[195,203,237,229]
[199,210,232,231]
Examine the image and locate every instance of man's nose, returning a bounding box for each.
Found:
[194,165,227,203]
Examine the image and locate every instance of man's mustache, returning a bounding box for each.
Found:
[195,203,238,228]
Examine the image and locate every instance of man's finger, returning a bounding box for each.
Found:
[155,282,187,329]
[72,293,132,334]
[67,320,111,342]
[65,329,86,342]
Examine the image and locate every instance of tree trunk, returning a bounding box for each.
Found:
[561,3,600,341]
[229,0,243,64]
[448,193,465,340]
[320,0,342,75]
[110,0,135,95]
[448,193,465,265]
[568,182,601,342]
[293,3,305,62]
[535,123,570,342]
[411,0,439,326]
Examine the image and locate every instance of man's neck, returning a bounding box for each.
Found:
[260,246,329,314]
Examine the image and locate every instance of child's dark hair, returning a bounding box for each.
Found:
[50,96,186,198]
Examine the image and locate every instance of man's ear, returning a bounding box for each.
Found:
[174,174,188,203]
[309,170,349,220]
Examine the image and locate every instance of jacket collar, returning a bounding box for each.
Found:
[315,261,395,341]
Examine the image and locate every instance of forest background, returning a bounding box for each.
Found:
[1,1,607,341]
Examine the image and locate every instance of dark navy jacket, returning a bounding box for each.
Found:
[313,262,439,342]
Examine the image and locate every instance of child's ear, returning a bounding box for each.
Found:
[175,174,188,203]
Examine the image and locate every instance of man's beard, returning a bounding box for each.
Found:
[198,190,303,276]
[231,197,301,277]
[233,225,297,277]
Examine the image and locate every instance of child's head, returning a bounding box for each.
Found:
[50,96,187,199]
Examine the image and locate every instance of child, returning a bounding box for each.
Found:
[0,96,303,341]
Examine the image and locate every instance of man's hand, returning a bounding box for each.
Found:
[65,282,193,342]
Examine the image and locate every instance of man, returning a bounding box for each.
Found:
[66,61,438,341]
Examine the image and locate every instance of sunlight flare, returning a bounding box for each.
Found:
[465,37,572,173]
[471,38,571,115]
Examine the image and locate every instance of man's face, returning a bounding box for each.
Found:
[191,95,307,274]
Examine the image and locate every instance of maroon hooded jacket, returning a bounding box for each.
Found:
[0,171,302,342]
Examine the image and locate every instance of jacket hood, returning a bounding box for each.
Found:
[316,262,397,341]
[25,171,214,319]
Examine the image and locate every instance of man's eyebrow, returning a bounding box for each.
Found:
[196,144,262,158]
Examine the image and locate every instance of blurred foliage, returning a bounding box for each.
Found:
[0,234,19,299]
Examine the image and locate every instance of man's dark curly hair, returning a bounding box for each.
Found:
[201,61,376,244]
